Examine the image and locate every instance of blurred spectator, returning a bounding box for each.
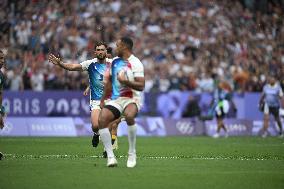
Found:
[182,95,201,118]
[0,0,283,92]
[31,68,45,91]
[8,68,24,91]
[196,72,215,93]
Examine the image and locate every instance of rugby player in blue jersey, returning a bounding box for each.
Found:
[83,47,119,156]
[48,42,112,146]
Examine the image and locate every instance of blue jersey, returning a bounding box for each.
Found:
[110,57,133,99]
[213,88,231,102]
[263,83,283,107]
[80,58,111,100]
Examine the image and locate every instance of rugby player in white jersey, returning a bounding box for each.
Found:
[259,74,284,137]
[98,37,145,167]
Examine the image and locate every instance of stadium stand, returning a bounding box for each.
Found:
[0,0,283,93]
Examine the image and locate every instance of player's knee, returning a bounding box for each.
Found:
[124,115,135,126]
[124,111,135,120]
[92,123,99,130]
[91,119,99,129]
[92,126,99,133]
[124,107,137,117]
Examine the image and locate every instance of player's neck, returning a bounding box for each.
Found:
[122,52,132,60]
[97,58,106,64]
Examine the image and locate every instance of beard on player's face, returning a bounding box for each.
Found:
[96,53,106,60]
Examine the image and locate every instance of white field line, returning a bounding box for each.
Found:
[2,154,282,161]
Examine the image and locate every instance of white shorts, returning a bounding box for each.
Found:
[264,103,269,114]
[90,100,101,111]
[133,96,142,111]
[105,97,142,114]
[263,103,280,116]
[215,99,230,115]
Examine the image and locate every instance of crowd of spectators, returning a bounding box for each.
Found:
[0,0,283,93]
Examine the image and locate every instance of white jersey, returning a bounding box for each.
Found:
[80,58,112,71]
[263,82,283,107]
[107,55,144,111]
[128,54,144,105]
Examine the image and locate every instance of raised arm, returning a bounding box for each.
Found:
[48,54,83,71]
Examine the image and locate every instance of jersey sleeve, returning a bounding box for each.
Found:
[80,59,93,71]
[132,59,144,78]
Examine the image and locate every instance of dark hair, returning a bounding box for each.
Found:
[95,41,108,49]
[121,37,133,50]
[106,47,112,54]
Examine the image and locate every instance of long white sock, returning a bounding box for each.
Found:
[128,124,137,155]
[99,128,114,158]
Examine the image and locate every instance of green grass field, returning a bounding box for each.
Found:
[0,136,283,189]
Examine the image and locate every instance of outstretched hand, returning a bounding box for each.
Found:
[48,54,61,66]
[83,87,90,96]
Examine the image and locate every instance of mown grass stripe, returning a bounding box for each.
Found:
[3,154,283,161]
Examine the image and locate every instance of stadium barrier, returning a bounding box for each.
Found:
[2,91,265,120]
[0,117,281,137]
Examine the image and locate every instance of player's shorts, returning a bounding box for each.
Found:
[105,97,142,114]
[89,99,111,111]
[90,100,101,111]
[264,103,279,117]
[119,97,142,121]
[215,100,229,118]
[133,96,142,111]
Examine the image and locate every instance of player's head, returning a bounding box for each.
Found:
[106,47,113,58]
[218,80,232,92]
[115,37,133,57]
[267,73,276,85]
[94,41,108,60]
[0,50,4,69]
